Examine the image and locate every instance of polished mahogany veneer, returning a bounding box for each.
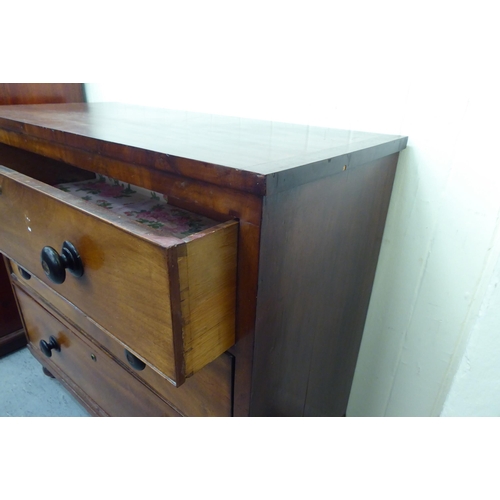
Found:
[0,101,407,416]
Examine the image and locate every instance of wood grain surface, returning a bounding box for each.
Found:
[0,166,238,385]
[0,99,407,416]
[0,102,407,194]
[0,83,84,106]
[251,154,400,416]
[9,264,233,416]
[15,285,180,417]
[0,83,85,357]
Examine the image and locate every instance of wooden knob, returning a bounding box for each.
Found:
[39,336,61,358]
[18,265,31,280]
[125,349,146,371]
[40,241,84,284]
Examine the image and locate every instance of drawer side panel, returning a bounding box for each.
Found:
[179,222,238,376]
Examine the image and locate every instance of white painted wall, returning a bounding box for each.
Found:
[83,0,500,416]
[441,245,500,416]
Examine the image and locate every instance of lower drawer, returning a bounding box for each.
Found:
[15,285,181,417]
[10,259,233,416]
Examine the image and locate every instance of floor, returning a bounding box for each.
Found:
[0,347,90,417]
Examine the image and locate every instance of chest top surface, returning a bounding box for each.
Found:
[0,103,407,195]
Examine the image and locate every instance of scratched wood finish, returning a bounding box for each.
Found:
[251,154,399,416]
[15,285,181,417]
[9,264,233,416]
[0,83,85,356]
[0,167,238,386]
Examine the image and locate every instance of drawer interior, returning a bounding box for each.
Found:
[0,146,222,239]
[0,144,217,238]
[55,174,219,238]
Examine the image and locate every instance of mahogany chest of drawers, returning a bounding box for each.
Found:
[0,102,407,416]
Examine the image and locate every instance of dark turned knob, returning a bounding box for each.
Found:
[125,349,146,371]
[40,241,84,284]
[18,265,31,280]
[40,336,60,358]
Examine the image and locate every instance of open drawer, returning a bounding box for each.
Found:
[0,165,238,386]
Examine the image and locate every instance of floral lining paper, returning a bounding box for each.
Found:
[56,175,218,238]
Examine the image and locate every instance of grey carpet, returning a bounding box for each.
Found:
[0,347,90,417]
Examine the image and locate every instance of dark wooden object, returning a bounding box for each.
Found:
[0,84,85,357]
[0,102,407,416]
[0,166,238,386]
[0,256,24,353]
[252,154,399,415]
[0,84,85,105]
[16,286,181,417]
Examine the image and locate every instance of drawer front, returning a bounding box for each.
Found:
[14,285,181,417]
[0,166,237,386]
[10,261,233,416]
